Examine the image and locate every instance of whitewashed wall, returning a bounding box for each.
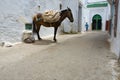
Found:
[81,7,89,32]
[0,0,32,43]
[0,0,86,43]
[87,0,107,3]
[61,0,79,33]
[61,0,85,33]
[0,0,60,43]
[111,1,120,57]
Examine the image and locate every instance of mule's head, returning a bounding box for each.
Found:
[66,7,74,22]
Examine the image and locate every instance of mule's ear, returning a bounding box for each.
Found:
[67,7,71,11]
[67,7,69,9]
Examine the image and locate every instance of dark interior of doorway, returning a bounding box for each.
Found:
[92,14,102,30]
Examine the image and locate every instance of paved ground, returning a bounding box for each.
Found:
[0,31,116,80]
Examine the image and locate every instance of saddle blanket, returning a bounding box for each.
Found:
[42,10,60,23]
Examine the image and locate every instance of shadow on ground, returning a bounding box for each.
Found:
[33,40,55,45]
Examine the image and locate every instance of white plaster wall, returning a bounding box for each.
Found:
[111,37,120,57]
[81,7,89,32]
[61,0,86,33]
[88,7,108,31]
[87,0,107,3]
[61,0,80,33]
[111,1,120,57]
[0,0,87,43]
[0,0,34,43]
[0,0,60,43]
[107,4,112,20]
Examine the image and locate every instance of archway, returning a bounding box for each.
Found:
[92,14,102,30]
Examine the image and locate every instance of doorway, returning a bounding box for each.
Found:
[92,14,102,30]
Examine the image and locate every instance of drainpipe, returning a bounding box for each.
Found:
[110,0,114,35]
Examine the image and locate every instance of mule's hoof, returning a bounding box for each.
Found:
[54,39,57,42]
[38,38,42,40]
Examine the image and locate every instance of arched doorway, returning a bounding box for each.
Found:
[92,14,102,30]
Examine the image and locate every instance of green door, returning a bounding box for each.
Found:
[92,14,102,30]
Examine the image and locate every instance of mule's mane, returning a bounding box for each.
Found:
[61,9,68,13]
[60,8,71,16]
[60,9,68,16]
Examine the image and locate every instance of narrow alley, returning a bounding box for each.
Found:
[0,31,116,80]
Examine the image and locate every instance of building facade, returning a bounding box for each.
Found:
[86,1,110,31]
[107,0,120,58]
[60,0,86,33]
[0,0,59,43]
[0,0,85,43]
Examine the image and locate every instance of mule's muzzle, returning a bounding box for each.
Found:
[70,19,74,22]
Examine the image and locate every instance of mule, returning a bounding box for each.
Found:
[32,7,74,42]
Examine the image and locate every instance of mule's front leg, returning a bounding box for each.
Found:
[54,38,57,42]
[53,27,58,42]
[37,34,42,40]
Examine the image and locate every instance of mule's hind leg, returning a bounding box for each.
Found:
[53,27,58,42]
[36,25,42,40]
